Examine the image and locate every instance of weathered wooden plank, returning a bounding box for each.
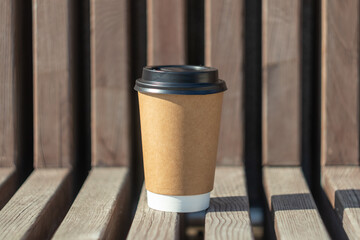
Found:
[0,0,17,167]
[0,1,20,209]
[205,0,244,165]
[0,168,17,210]
[127,185,182,240]
[0,169,72,239]
[322,167,360,239]
[53,168,131,240]
[147,0,185,65]
[262,0,301,165]
[263,167,330,239]
[205,167,253,239]
[90,0,130,167]
[33,0,74,168]
[321,0,359,166]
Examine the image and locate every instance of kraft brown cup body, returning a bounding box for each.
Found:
[138,92,224,196]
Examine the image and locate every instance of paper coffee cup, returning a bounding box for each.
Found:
[135,65,227,212]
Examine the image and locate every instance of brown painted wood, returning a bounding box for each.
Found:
[205,167,253,239]
[0,168,18,210]
[147,0,186,65]
[0,0,17,167]
[322,167,360,239]
[321,0,359,166]
[262,0,301,165]
[127,185,182,240]
[90,0,130,167]
[205,0,244,165]
[0,169,73,239]
[263,167,330,239]
[53,168,130,240]
[33,0,75,168]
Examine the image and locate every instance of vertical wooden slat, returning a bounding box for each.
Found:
[262,0,301,166]
[147,0,186,65]
[321,0,359,166]
[0,0,17,168]
[0,0,25,210]
[205,0,244,165]
[33,0,74,168]
[91,0,130,167]
[320,2,360,239]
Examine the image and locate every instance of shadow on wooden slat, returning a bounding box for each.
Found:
[208,196,249,212]
[334,189,360,221]
[271,193,316,211]
[185,197,251,238]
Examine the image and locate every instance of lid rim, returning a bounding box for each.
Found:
[135,65,227,95]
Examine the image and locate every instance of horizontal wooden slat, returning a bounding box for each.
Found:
[0,0,17,167]
[262,0,301,165]
[127,185,182,239]
[205,0,244,165]
[322,167,360,239]
[0,168,18,209]
[0,169,72,239]
[321,0,359,165]
[263,167,329,239]
[53,168,131,239]
[205,167,253,239]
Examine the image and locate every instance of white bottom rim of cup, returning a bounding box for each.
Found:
[147,190,210,213]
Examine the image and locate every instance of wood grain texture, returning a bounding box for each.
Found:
[321,0,359,166]
[262,0,301,165]
[0,168,18,209]
[263,167,330,239]
[205,167,253,239]
[0,0,17,167]
[127,185,182,240]
[91,0,130,167]
[205,0,244,165]
[0,169,73,239]
[53,168,131,240]
[147,0,185,65]
[322,167,360,239]
[33,0,74,167]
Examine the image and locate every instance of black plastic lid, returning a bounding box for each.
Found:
[134,65,227,95]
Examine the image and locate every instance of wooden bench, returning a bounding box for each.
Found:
[0,0,359,239]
